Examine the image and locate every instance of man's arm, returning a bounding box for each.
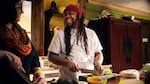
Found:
[94,51,104,74]
[48,52,69,66]
[94,51,103,66]
[48,52,79,72]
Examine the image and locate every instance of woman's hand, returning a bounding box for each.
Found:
[0,50,25,72]
[33,68,47,84]
[33,77,47,84]
[8,52,25,72]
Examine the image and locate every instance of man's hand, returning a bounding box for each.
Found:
[66,60,80,72]
[94,64,104,75]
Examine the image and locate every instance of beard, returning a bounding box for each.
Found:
[64,18,78,28]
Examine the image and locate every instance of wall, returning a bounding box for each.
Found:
[44,0,78,28]
[44,0,78,11]
[44,0,150,29]
[86,0,150,20]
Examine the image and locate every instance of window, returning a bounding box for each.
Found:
[18,1,31,39]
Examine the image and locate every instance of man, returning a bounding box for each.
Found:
[48,4,104,80]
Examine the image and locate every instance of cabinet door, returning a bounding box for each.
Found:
[110,19,142,73]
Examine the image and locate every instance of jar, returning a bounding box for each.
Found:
[144,70,150,84]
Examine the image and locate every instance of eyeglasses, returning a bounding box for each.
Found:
[15,4,23,10]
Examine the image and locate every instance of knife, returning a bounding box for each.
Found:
[80,69,97,74]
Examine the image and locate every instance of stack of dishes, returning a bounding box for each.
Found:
[120,69,140,79]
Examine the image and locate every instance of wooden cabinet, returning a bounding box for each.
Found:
[88,18,143,73]
[109,18,142,73]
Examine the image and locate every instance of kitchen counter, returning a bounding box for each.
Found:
[80,77,144,84]
[43,71,144,84]
[39,57,145,84]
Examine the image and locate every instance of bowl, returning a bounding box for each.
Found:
[87,76,107,84]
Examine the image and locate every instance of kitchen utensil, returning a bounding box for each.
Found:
[80,69,96,73]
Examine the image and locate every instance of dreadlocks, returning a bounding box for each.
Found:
[64,15,88,56]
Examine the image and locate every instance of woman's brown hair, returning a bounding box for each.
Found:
[0,0,21,26]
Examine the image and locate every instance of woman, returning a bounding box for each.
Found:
[0,0,47,84]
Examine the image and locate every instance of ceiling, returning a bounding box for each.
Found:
[91,0,150,13]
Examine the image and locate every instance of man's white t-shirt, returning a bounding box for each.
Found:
[48,27,103,80]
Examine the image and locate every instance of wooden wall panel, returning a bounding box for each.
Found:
[31,0,44,55]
